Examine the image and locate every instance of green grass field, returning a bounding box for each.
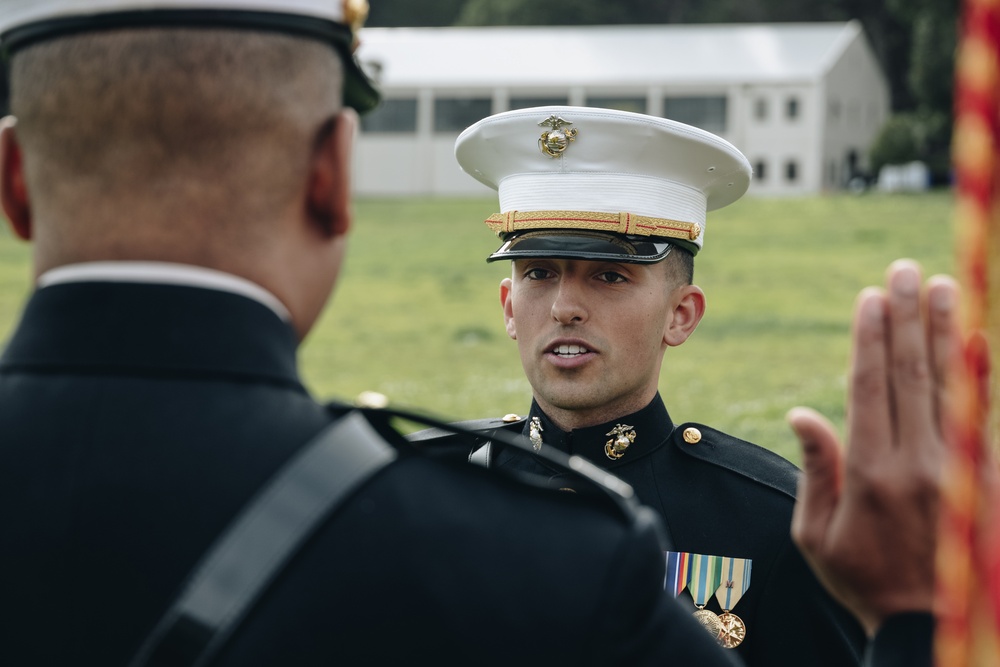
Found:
[0,191,956,463]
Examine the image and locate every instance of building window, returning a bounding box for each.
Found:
[509,96,570,111]
[755,160,767,182]
[786,160,799,182]
[754,98,768,121]
[434,97,492,132]
[786,97,800,120]
[585,96,646,114]
[360,98,418,133]
[663,96,727,134]
[828,99,841,121]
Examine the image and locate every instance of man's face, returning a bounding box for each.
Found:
[501,257,703,429]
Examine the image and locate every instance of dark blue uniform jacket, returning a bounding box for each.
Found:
[0,281,743,667]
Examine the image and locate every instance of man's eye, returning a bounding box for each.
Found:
[525,268,551,280]
[599,272,627,284]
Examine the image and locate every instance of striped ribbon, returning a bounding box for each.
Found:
[664,551,691,597]
[688,554,723,607]
[716,557,752,612]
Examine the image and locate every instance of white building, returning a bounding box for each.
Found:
[354,22,889,197]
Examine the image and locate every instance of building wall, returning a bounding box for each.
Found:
[353,82,830,198]
[352,27,888,198]
[355,85,747,197]
[735,82,820,197]
[819,33,891,190]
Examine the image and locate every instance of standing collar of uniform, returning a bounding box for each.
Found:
[523,393,674,468]
[37,261,291,322]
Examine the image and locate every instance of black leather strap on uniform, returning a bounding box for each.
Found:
[128,410,397,667]
[374,404,670,551]
[362,404,643,523]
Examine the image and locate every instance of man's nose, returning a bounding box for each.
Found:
[550,277,588,324]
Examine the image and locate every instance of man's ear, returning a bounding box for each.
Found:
[0,117,32,241]
[306,109,357,238]
[500,277,516,340]
[664,284,706,347]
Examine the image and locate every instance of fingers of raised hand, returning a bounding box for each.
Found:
[843,262,944,564]
[925,275,961,439]
[845,286,891,467]
[885,260,938,449]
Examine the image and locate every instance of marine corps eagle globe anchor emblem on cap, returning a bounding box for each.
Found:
[538,115,578,157]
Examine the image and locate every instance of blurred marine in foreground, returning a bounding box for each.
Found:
[0,1,743,665]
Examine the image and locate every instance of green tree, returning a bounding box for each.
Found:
[367,0,467,27]
[869,114,923,175]
[454,0,628,25]
[0,64,7,116]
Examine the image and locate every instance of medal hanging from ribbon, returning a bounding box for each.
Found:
[688,553,725,641]
[715,557,752,649]
[664,551,691,597]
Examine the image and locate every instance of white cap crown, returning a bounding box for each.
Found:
[455,106,752,257]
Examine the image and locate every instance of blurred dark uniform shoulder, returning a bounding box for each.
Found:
[411,393,867,666]
[0,280,746,667]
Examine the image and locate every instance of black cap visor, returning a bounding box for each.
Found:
[0,9,381,114]
[487,229,681,264]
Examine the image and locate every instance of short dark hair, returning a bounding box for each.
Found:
[663,245,694,286]
[11,29,342,227]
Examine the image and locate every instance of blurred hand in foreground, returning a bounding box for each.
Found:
[788,259,961,636]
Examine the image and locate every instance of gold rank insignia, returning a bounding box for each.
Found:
[604,423,636,460]
[538,115,578,157]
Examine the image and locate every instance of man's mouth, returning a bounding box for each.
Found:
[552,344,590,358]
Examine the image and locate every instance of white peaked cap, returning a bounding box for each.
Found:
[455,106,752,260]
[0,0,380,112]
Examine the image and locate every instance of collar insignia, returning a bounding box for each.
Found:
[605,423,636,460]
[529,416,544,452]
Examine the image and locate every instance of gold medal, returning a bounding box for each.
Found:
[714,556,751,649]
[717,612,746,649]
[687,553,724,643]
[692,607,724,641]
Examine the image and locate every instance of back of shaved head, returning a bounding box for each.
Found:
[9,28,344,258]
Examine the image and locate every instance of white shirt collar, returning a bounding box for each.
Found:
[36,261,292,322]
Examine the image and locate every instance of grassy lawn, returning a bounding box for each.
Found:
[0,191,956,463]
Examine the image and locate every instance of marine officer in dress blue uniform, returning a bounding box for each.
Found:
[412,106,867,666]
[0,5,748,666]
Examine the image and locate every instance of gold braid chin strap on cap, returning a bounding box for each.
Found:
[485,210,702,240]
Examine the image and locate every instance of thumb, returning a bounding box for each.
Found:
[788,406,844,557]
